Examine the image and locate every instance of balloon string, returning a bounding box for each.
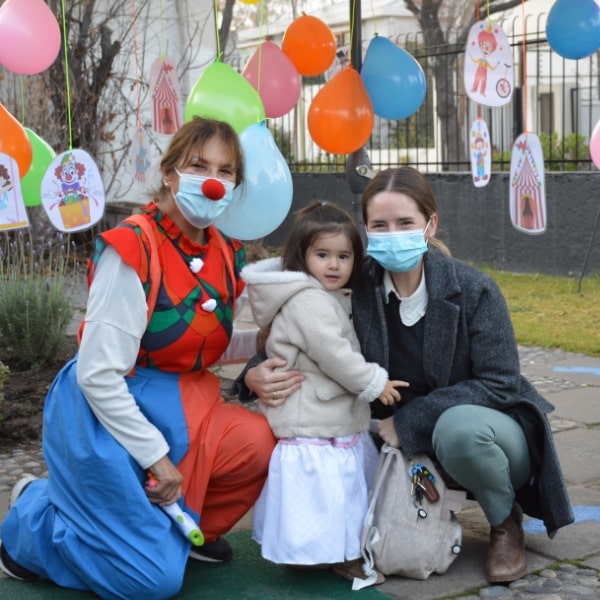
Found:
[521,0,528,134]
[476,0,482,120]
[256,0,267,94]
[60,0,73,150]
[349,0,356,59]
[159,0,166,60]
[214,0,222,61]
[131,0,142,129]
[19,77,26,124]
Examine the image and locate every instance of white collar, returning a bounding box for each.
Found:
[383,270,428,326]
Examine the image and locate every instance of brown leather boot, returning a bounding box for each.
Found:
[485,505,527,584]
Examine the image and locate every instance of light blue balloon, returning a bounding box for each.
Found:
[361,36,426,120]
[213,124,293,240]
[546,0,600,60]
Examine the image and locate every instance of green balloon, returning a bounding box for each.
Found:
[21,128,56,207]
[184,62,266,133]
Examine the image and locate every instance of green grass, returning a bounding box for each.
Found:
[482,268,600,357]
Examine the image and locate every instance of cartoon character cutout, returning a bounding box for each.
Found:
[464,21,513,107]
[0,154,29,231]
[41,149,105,233]
[469,117,491,187]
[130,127,151,184]
[509,132,546,235]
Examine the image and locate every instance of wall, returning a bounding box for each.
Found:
[262,172,600,277]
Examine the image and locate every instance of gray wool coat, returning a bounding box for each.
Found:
[352,247,574,538]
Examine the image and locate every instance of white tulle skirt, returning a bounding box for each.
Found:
[252,430,379,565]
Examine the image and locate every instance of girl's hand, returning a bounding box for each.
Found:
[378,416,400,448]
[145,455,183,506]
[245,357,304,407]
[378,380,409,406]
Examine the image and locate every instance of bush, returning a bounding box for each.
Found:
[0,227,76,370]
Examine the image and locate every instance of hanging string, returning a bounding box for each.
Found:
[349,0,356,56]
[476,0,482,121]
[214,0,222,61]
[159,0,166,60]
[19,77,26,124]
[131,0,143,130]
[521,0,528,134]
[60,0,73,150]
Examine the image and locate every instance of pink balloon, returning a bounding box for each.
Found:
[242,41,301,118]
[0,0,61,75]
[590,119,600,170]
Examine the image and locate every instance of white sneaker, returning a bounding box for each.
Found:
[9,474,38,509]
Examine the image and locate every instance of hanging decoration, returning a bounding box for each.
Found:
[213,123,293,240]
[546,0,600,60]
[0,103,32,178]
[0,0,61,75]
[0,154,29,231]
[361,35,426,121]
[41,150,105,233]
[464,20,513,107]
[281,14,336,77]
[242,40,301,118]
[509,134,546,234]
[21,129,56,207]
[150,58,183,134]
[39,3,105,232]
[130,128,151,184]
[308,66,374,155]
[469,117,491,187]
[509,0,546,235]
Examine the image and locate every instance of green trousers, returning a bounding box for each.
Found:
[432,404,532,526]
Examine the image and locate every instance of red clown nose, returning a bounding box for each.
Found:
[202,178,226,201]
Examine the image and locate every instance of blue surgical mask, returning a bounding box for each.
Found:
[366,221,431,272]
[172,169,235,229]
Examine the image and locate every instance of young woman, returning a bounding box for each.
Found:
[0,117,276,599]
[242,201,406,584]
[242,167,574,585]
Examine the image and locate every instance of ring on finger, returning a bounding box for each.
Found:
[271,391,279,401]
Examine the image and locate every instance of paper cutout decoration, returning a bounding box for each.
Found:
[150,57,182,135]
[130,127,151,184]
[469,117,491,187]
[465,21,513,107]
[0,153,29,230]
[509,133,546,235]
[41,149,105,233]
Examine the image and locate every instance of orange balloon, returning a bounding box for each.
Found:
[282,14,336,77]
[0,103,32,177]
[308,67,374,155]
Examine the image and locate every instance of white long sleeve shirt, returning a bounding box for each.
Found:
[76,245,256,469]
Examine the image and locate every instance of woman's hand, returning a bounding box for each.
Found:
[145,455,183,506]
[378,416,400,448]
[379,380,409,406]
[245,357,303,407]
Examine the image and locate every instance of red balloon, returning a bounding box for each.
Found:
[282,14,336,77]
[308,67,374,155]
[0,103,32,177]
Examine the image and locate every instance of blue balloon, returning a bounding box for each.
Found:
[213,124,293,240]
[361,36,426,120]
[546,0,600,60]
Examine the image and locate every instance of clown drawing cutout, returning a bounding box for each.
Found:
[469,117,491,187]
[465,21,513,107]
[0,153,29,231]
[41,149,105,233]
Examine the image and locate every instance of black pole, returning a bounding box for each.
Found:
[345,0,373,228]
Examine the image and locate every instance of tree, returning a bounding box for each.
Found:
[403,0,528,169]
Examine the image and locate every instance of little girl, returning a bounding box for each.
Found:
[241,200,408,585]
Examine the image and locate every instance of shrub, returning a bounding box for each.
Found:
[0,226,76,370]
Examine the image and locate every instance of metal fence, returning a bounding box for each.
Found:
[230,15,600,173]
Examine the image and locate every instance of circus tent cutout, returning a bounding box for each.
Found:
[509,133,546,234]
[150,57,182,135]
